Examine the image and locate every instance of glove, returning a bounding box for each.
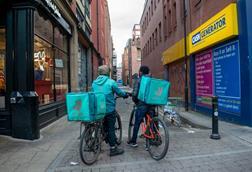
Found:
[123,93,129,99]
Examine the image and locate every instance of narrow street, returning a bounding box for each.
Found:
[45,98,252,172]
[1,98,252,171]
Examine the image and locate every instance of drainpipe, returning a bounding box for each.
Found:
[96,0,99,52]
[183,0,189,111]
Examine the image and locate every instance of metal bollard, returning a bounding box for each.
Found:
[210,96,221,140]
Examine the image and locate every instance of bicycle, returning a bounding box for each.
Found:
[128,105,169,160]
[79,97,122,165]
[164,97,182,127]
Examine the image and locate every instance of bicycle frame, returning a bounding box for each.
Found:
[141,113,160,139]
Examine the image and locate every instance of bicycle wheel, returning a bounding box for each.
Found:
[115,111,122,145]
[146,116,169,160]
[128,108,135,142]
[80,124,101,165]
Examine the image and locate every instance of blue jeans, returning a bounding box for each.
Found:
[131,105,154,143]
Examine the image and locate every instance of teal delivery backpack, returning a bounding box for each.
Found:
[66,92,106,122]
[138,76,170,105]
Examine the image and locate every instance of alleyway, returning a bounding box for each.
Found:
[1,98,252,172]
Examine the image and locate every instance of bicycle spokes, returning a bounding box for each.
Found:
[147,117,169,161]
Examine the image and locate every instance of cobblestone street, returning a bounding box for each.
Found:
[1,98,252,172]
[46,99,252,172]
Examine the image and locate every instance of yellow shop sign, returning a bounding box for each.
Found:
[188,3,238,54]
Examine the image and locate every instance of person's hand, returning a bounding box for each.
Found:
[123,93,129,99]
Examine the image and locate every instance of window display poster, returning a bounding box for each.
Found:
[195,50,213,106]
[213,41,241,114]
[195,40,241,114]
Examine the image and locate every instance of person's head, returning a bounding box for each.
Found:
[139,66,150,77]
[98,65,110,76]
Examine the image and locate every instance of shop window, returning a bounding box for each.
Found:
[0,28,5,109]
[34,36,54,105]
[34,11,53,43]
[55,49,68,101]
[54,27,68,52]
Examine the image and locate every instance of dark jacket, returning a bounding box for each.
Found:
[132,74,150,107]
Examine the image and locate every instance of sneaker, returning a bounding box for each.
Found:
[109,147,124,156]
[139,134,145,138]
[127,141,138,148]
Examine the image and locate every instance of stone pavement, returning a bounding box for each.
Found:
[1,98,252,172]
[0,116,80,172]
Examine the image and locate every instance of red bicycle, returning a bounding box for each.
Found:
[128,105,169,160]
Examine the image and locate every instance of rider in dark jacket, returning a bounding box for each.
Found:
[128,66,154,147]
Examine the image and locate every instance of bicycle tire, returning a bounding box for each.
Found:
[80,124,101,165]
[147,116,169,161]
[128,108,135,142]
[115,111,122,145]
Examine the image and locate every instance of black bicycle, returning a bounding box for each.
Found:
[79,100,122,165]
[128,105,169,160]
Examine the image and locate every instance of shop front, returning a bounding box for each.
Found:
[0,0,72,139]
[188,3,249,125]
[162,38,188,98]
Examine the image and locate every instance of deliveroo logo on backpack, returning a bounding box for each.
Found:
[155,87,163,97]
[100,102,106,111]
[73,99,83,116]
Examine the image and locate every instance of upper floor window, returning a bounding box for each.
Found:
[172,0,177,29]
[192,0,201,7]
[85,0,91,18]
[159,22,162,42]
[163,4,168,39]
[155,28,158,46]
[149,7,151,21]
[151,0,153,16]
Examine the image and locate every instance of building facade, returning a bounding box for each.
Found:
[0,0,77,139]
[140,0,166,79]
[117,63,122,83]
[122,24,142,87]
[111,50,117,80]
[91,0,113,75]
[140,0,252,126]
[122,48,129,85]
[0,0,114,139]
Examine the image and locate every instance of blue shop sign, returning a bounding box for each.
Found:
[213,40,241,114]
